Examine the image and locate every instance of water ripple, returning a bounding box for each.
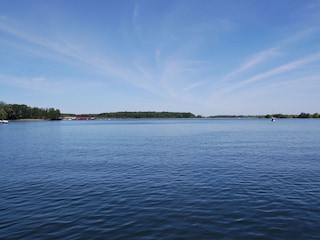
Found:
[1,120,320,239]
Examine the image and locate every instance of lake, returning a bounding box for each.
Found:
[1,119,320,239]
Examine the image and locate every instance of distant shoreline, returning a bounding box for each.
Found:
[12,119,47,122]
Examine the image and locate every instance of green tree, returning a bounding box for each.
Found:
[0,102,62,120]
[313,113,319,118]
[4,105,16,119]
[0,108,8,119]
[47,108,61,120]
[298,112,312,118]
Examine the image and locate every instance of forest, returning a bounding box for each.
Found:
[0,102,61,120]
[95,111,196,119]
[210,113,320,119]
[265,113,320,118]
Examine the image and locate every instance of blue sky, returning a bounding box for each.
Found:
[1,0,320,115]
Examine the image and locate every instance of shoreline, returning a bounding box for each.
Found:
[12,119,47,122]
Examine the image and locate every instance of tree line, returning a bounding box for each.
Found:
[0,102,61,120]
[265,113,320,118]
[1,101,318,120]
[210,113,320,118]
[96,111,196,119]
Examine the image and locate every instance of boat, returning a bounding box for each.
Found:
[1,119,8,124]
[271,117,276,122]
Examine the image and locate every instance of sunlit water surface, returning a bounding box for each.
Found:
[1,119,320,239]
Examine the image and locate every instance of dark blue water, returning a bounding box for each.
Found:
[1,119,320,239]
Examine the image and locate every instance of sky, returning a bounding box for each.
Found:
[1,0,320,116]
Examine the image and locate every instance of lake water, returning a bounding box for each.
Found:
[1,119,320,239]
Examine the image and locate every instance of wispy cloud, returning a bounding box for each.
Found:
[210,51,320,101]
[0,73,107,94]
[239,52,320,86]
[0,74,52,92]
[221,48,281,83]
[220,25,320,84]
[260,74,320,93]
[160,57,211,98]
[209,20,320,99]
[278,26,320,47]
[132,1,141,34]
[0,17,154,91]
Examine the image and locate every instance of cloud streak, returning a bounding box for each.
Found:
[209,51,320,103]
[0,17,157,92]
[221,48,281,83]
[240,52,320,86]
